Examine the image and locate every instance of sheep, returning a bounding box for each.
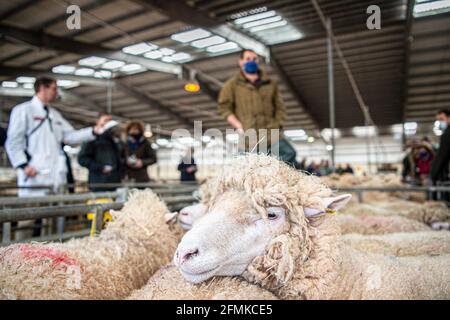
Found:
[0,189,181,300]
[177,202,432,235]
[127,264,277,300]
[342,231,450,257]
[173,154,450,299]
[336,214,430,234]
[342,200,450,229]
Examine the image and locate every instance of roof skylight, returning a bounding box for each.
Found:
[52,65,76,74]
[171,28,211,43]
[102,60,126,70]
[414,0,450,16]
[122,42,157,55]
[78,56,107,67]
[206,42,239,53]
[191,36,226,48]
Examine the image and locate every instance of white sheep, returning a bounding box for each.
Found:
[127,264,277,300]
[0,189,182,300]
[342,231,450,257]
[173,154,450,299]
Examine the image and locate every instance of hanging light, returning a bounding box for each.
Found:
[184,82,200,93]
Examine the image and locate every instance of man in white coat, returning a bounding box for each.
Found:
[6,77,111,239]
[6,77,111,197]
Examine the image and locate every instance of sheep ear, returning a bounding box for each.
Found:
[322,194,352,211]
[304,194,352,218]
[164,211,179,223]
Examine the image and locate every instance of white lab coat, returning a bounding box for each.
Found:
[6,96,95,197]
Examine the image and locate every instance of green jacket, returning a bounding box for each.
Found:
[218,71,286,145]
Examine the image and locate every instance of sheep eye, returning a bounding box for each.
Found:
[267,207,284,220]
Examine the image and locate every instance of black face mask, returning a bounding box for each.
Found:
[130,133,142,140]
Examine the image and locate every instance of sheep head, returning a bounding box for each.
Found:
[174,154,351,287]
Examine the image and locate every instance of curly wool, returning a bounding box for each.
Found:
[0,189,180,300]
[342,231,450,257]
[207,154,450,300]
[336,214,430,235]
[127,264,278,300]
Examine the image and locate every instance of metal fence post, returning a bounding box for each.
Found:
[2,222,11,244]
[94,206,104,236]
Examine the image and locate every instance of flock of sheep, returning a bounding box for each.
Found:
[0,154,449,300]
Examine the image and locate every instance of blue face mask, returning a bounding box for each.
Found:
[439,121,448,131]
[244,60,259,74]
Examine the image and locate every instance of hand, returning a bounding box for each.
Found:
[186,166,195,173]
[102,165,113,174]
[94,115,113,135]
[134,159,143,169]
[24,165,37,177]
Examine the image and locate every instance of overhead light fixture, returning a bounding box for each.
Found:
[22,83,34,89]
[57,80,80,88]
[321,128,341,140]
[250,20,288,32]
[284,129,306,138]
[120,64,144,73]
[414,0,450,14]
[171,28,211,43]
[184,82,200,93]
[52,65,76,74]
[159,48,176,56]
[191,36,226,49]
[102,60,125,70]
[307,136,315,143]
[234,10,276,25]
[242,15,283,29]
[162,56,174,63]
[122,42,157,55]
[352,126,377,137]
[16,76,36,83]
[171,52,191,61]
[1,81,18,88]
[74,68,95,76]
[144,50,163,59]
[326,145,334,151]
[206,42,239,53]
[94,70,112,78]
[78,56,107,67]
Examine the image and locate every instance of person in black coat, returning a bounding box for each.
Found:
[430,109,450,201]
[0,126,6,147]
[177,149,197,182]
[78,122,124,191]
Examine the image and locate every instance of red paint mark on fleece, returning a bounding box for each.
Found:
[17,244,77,268]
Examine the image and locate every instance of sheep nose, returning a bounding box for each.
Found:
[176,247,199,265]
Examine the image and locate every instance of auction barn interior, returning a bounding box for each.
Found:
[0,0,449,300]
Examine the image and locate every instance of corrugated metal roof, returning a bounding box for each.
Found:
[0,0,448,135]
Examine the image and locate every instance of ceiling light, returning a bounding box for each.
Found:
[52,65,76,74]
[159,48,175,56]
[94,70,112,78]
[234,10,276,24]
[171,52,191,61]
[102,60,125,70]
[162,56,174,63]
[250,20,288,32]
[307,136,315,143]
[191,36,226,49]
[414,0,450,13]
[352,126,377,137]
[326,145,333,151]
[16,76,36,83]
[144,50,163,59]
[206,42,239,53]
[22,83,34,89]
[120,64,144,73]
[242,15,282,29]
[171,28,211,43]
[78,56,107,67]
[122,42,157,55]
[284,129,306,138]
[57,80,80,88]
[74,68,95,76]
[184,82,200,93]
[1,81,18,88]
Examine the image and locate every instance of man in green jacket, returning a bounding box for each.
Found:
[218,49,295,162]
